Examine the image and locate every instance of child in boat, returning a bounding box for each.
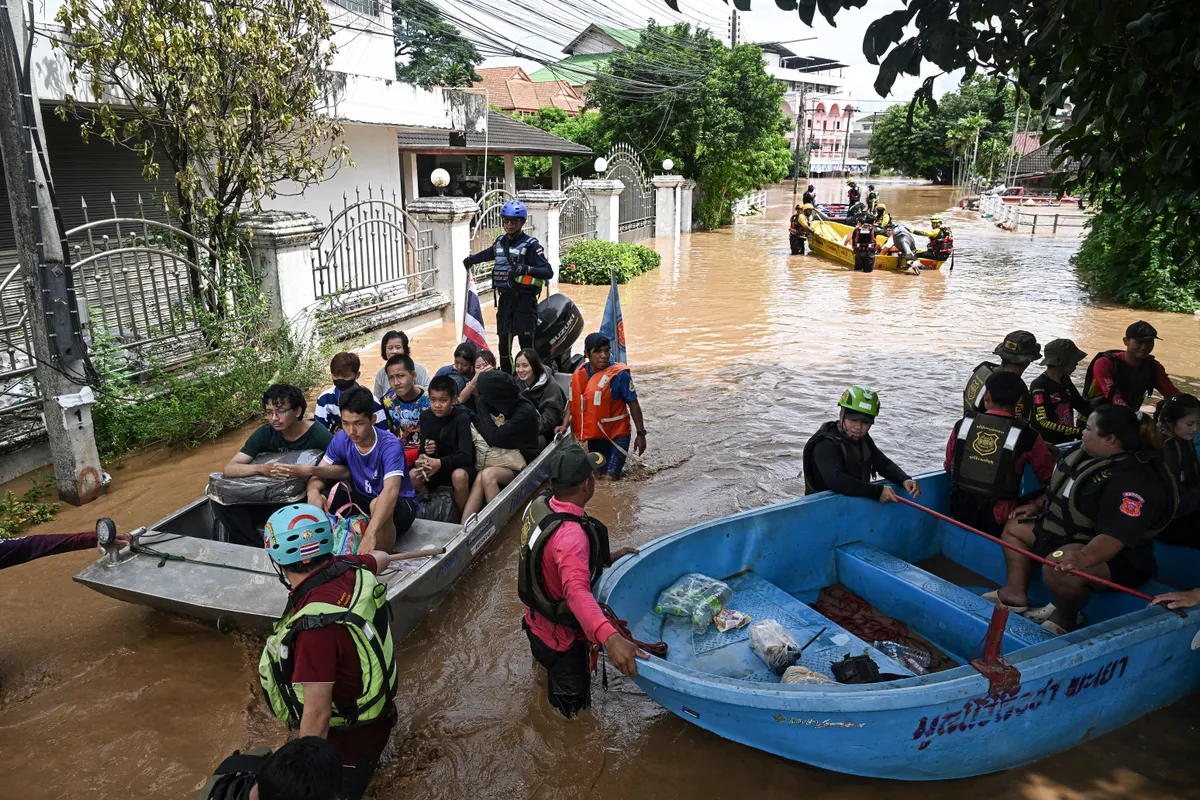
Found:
[801,386,921,502]
[1154,393,1200,548]
[380,354,430,467]
[945,371,1057,538]
[432,341,479,396]
[412,375,476,517]
[459,348,496,406]
[372,329,429,401]
[989,405,1177,634]
[314,352,387,434]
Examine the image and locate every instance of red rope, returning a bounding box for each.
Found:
[896,497,1156,602]
[599,602,668,658]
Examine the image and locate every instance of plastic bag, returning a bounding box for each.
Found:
[206,450,324,506]
[873,641,932,675]
[748,620,801,675]
[781,665,833,685]
[331,514,367,556]
[416,487,459,523]
[654,574,733,633]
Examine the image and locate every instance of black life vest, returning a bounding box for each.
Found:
[1164,437,1200,496]
[950,413,1038,500]
[866,191,878,210]
[195,748,271,800]
[517,491,612,627]
[852,225,878,254]
[963,361,1031,420]
[803,190,815,205]
[931,226,953,257]
[848,187,861,204]
[1040,446,1177,543]
[1084,350,1159,408]
[802,420,874,495]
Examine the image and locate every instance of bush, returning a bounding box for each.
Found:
[560,239,662,285]
[0,472,59,539]
[1072,208,1200,313]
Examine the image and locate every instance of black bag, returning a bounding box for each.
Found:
[830,653,907,684]
[205,450,323,506]
[416,487,459,523]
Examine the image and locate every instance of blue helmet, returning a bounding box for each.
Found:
[500,199,527,220]
[264,503,334,566]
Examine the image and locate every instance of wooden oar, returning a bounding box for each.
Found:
[391,547,444,560]
[895,497,1157,603]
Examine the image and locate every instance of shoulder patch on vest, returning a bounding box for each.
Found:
[1119,492,1144,517]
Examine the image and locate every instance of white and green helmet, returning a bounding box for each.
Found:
[838,385,880,417]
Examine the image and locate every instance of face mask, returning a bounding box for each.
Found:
[333,378,356,391]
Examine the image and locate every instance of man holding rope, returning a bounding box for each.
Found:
[558,333,647,480]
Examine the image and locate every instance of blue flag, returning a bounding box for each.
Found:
[598,268,627,364]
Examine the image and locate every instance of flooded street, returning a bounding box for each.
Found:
[3,179,1200,798]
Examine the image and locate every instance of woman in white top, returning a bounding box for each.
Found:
[373,330,429,399]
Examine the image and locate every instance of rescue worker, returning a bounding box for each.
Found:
[803,183,816,206]
[518,443,644,718]
[1030,338,1091,444]
[789,204,815,255]
[1084,320,1180,410]
[846,214,879,272]
[258,504,406,799]
[462,200,554,374]
[873,203,891,229]
[1,519,130,571]
[911,214,954,262]
[989,405,1177,633]
[963,330,1040,420]
[802,386,921,502]
[945,371,1057,539]
[865,184,879,213]
[1154,393,1200,548]
[198,736,343,800]
[557,333,647,480]
[847,178,861,206]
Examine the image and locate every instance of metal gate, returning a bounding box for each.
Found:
[311,186,436,335]
[603,143,655,242]
[559,180,597,249]
[468,188,516,291]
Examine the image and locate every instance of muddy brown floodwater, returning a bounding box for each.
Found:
[3,179,1199,799]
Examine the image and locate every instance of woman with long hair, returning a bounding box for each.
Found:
[990,405,1178,634]
[514,348,565,448]
[1154,393,1200,547]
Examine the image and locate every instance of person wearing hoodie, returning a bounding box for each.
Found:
[514,348,565,447]
[461,371,541,519]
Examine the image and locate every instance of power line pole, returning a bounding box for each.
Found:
[840,105,854,176]
[791,84,807,199]
[729,9,738,46]
[1,0,104,504]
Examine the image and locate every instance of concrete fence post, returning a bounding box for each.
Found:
[579,179,625,243]
[406,196,478,332]
[518,189,567,295]
[652,175,684,239]
[679,179,696,233]
[242,211,324,345]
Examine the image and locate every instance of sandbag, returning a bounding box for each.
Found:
[206,450,323,506]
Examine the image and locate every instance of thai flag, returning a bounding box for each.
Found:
[599,268,627,364]
[462,272,488,349]
[299,541,322,560]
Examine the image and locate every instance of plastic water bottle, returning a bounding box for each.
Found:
[873,641,932,675]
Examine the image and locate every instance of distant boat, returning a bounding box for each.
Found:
[596,467,1200,780]
[808,219,948,273]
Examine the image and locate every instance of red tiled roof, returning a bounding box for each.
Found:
[470,68,584,115]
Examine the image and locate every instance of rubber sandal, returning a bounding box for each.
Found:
[1023,605,1084,625]
[980,590,1028,614]
[1040,620,1068,636]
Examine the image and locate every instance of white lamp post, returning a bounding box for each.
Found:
[663,158,674,172]
[430,168,450,196]
[593,156,608,176]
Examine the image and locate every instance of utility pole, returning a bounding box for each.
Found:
[729,9,738,47]
[791,84,807,199]
[1,0,104,504]
[840,105,855,176]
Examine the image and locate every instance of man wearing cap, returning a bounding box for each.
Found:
[1084,321,1180,410]
[1031,338,1092,444]
[558,333,647,479]
[963,331,1040,420]
[517,444,645,718]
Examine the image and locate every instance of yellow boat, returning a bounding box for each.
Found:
[806,220,949,273]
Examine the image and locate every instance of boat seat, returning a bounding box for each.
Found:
[835,543,1058,662]
[659,572,914,683]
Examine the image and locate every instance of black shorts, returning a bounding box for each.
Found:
[524,620,591,718]
[948,492,1004,537]
[1033,529,1155,589]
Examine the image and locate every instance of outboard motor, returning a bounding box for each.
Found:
[535,293,584,375]
[846,202,867,223]
[893,228,918,261]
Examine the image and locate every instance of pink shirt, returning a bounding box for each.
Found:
[523,497,619,652]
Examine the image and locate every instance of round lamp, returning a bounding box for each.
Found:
[593,157,608,174]
[430,168,450,188]
[663,158,674,171]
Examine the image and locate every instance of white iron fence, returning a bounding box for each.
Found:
[978,194,1091,235]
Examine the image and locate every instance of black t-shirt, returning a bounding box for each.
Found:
[1030,373,1089,444]
[239,422,333,458]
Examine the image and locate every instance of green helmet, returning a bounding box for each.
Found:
[838,385,880,417]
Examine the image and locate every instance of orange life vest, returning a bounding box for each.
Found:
[570,363,632,442]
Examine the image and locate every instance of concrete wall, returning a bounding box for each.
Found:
[325,2,394,81]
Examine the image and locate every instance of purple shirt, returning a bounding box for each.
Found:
[321,428,415,499]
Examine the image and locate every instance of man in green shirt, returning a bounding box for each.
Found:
[213,384,334,546]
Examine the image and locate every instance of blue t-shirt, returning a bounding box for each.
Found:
[381,387,430,447]
[314,384,388,433]
[584,365,638,403]
[321,429,415,499]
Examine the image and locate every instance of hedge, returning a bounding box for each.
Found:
[560,239,662,285]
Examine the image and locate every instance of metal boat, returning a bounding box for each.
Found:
[596,468,1200,779]
[74,429,571,641]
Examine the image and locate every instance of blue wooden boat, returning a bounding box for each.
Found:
[595,467,1200,780]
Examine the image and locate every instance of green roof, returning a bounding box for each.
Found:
[594,24,642,49]
[528,53,613,86]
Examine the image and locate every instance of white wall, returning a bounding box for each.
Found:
[570,30,622,55]
[262,124,402,222]
[324,1,395,81]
